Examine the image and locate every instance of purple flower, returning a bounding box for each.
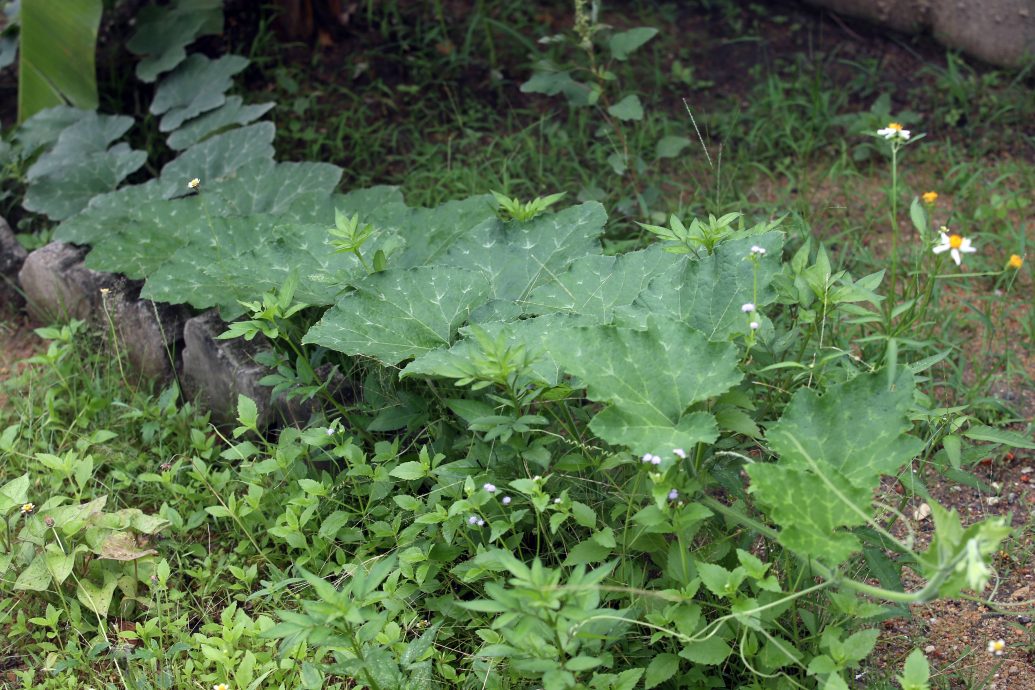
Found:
[468,515,479,525]
[483,483,497,493]
[673,448,686,459]
[668,489,679,501]
[501,496,512,506]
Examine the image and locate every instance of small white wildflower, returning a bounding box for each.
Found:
[325,427,334,435]
[750,245,767,256]
[467,516,478,525]
[749,321,760,330]
[553,497,562,504]
[501,496,512,506]
[476,518,485,527]
[642,453,662,465]
[213,684,230,690]
[987,639,1006,656]
[932,228,976,266]
[188,178,201,190]
[483,483,497,493]
[877,122,910,141]
[741,302,755,313]
[673,448,686,459]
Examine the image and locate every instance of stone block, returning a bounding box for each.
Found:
[802,0,1035,67]
[18,242,120,322]
[108,283,192,382]
[182,311,275,427]
[0,215,27,307]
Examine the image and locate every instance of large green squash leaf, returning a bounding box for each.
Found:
[441,202,606,302]
[158,121,275,198]
[127,0,224,83]
[547,317,742,454]
[746,371,923,564]
[392,195,498,268]
[402,313,578,386]
[13,105,88,157]
[141,186,408,315]
[23,112,146,220]
[17,0,101,122]
[523,244,681,323]
[618,233,783,340]
[166,96,274,150]
[150,53,248,132]
[303,266,493,365]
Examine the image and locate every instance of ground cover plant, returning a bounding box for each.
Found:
[0,1,1034,688]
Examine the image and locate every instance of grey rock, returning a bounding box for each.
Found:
[802,0,1035,67]
[18,242,120,322]
[182,310,274,427]
[0,215,27,306]
[108,283,192,382]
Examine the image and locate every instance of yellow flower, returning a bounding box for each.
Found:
[1008,254,1024,269]
[922,191,938,205]
[20,503,35,515]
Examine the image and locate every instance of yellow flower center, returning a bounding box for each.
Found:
[1008,254,1023,269]
[948,235,963,249]
[888,122,903,131]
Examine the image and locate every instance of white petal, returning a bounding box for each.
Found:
[960,239,977,253]
[950,248,962,265]
[932,244,950,254]
[899,130,911,139]
[938,231,950,243]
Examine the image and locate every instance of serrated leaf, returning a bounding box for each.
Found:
[643,653,678,689]
[607,94,643,121]
[747,371,923,563]
[303,266,492,365]
[23,112,146,220]
[619,232,783,340]
[898,649,930,690]
[13,105,88,157]
[441,202,605,302]
[679,635,732,665]
[547,317,741,454]
[128,0,224,82]
[150,53,249,132]
[166,96,274,150]
[158,122,275,198]
[393,195,498,267]
[608,27,658,61]
[523,244,681,323]
[402,313,573,386]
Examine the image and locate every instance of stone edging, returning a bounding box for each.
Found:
[2,217,330,429]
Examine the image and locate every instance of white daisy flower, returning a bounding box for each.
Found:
[932,228,976,266]
[877,122,910,141]
[987,639,1006,656]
